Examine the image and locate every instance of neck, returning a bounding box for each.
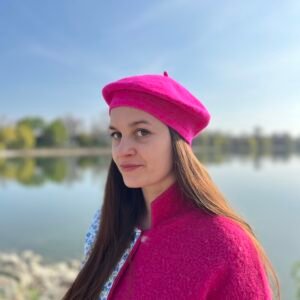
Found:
[139,176,177,230]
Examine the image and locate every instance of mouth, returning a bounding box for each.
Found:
[120,165,142,172]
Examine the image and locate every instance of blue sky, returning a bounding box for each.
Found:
[0,0,299,136]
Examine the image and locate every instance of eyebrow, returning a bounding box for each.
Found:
[108,120,152,131]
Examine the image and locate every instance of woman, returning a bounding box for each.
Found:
[62,71,280,299]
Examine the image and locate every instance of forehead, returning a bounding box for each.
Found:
[109,107,164,128]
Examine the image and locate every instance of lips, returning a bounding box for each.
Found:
[120,164,142,172]
[121,164,141,167]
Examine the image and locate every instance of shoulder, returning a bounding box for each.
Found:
[186,210,272,299]
[185,209,256,251]
[176,209,265,269]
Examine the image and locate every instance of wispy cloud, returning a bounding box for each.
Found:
[26,42,73,66]
[110,0,202,34]
[24,41,124,80]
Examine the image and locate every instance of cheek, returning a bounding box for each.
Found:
[146,143,172,169]
[111,147,121,167]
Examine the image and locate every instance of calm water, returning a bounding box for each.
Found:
[0,154,299,299]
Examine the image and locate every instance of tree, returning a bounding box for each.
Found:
[42,119,68,147]
[61,114,84,146]
[17,117,45,137]
[15,124,36,149]
[0,127,18,148]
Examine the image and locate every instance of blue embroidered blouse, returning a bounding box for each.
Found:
[81,208,142,300]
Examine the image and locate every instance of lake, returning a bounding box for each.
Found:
[0,153,299,299]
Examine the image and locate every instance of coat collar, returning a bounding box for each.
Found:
[136,181,195,231]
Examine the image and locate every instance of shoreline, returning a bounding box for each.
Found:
[0,146,205,159]
[0,250,80,300]
[0,147,112,159]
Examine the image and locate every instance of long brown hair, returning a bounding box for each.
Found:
[62,127,280,300]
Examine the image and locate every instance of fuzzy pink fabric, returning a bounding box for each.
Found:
[108,182,272,299]
[101,73,211,146]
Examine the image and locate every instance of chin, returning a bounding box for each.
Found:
[123,179,144,189]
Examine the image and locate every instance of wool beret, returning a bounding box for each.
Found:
[101,71,211,145]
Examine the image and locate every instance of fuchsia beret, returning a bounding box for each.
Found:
[101,71,211,146]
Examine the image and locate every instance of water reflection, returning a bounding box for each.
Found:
[0,156,110,186]
[0,149,299,185]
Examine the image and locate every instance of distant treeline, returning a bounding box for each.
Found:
[0,116,108,150]
[0,116,299,154]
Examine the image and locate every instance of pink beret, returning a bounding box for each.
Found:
[101,71,211,146]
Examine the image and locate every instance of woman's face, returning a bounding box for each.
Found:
[109,106,175,189]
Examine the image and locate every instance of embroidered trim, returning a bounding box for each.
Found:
[81,209,142,300]
[80,208,101,269]
[99,227,141,300]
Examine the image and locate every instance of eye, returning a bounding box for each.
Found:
[110,131,121,140]
[109,129,150,140]
[136,128,150,137]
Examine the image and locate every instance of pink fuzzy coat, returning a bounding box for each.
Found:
[84,181,272,299]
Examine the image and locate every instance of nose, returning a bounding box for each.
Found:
[114,137,136,157]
